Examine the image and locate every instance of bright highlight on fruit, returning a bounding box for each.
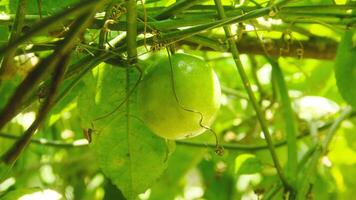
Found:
[138,53,221,140]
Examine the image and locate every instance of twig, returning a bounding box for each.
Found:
[1,53,70,165]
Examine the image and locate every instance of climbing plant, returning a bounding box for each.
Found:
[0,0,355,199]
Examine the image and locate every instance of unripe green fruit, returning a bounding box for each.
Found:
[138,53,221,140]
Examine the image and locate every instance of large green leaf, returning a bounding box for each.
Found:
[335,30,356,108]
[77,64,170,200]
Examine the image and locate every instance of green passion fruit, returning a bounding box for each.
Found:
[138,53,221,140]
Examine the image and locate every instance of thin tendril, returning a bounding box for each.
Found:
[165,48,223,156]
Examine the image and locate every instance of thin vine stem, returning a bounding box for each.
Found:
[0,131,302,150]
[126,0,138,63]
[269,57,298,188]
[296,106,353,200]
[0,111,354,151]
[213,0,293,194]
[99,2,115,49]
[0,133,89,148]
[263,146,317,200]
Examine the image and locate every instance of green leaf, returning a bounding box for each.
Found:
[335,30,356,108]
[234,154,261,175]
[77,64,170,200]
[0,188,42,200]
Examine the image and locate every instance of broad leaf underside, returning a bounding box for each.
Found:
[77,64,170,199]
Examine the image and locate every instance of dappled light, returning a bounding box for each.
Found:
[0,0,355,199]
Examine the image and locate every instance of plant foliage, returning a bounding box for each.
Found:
[0,0,355,200]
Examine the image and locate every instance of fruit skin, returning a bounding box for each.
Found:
[138,53,221,140]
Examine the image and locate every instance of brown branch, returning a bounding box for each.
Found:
[22,35,338,60]
[0,52,60,131]
[180,36,337,60]
[0,9,101,131]
[1,53,70,165]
